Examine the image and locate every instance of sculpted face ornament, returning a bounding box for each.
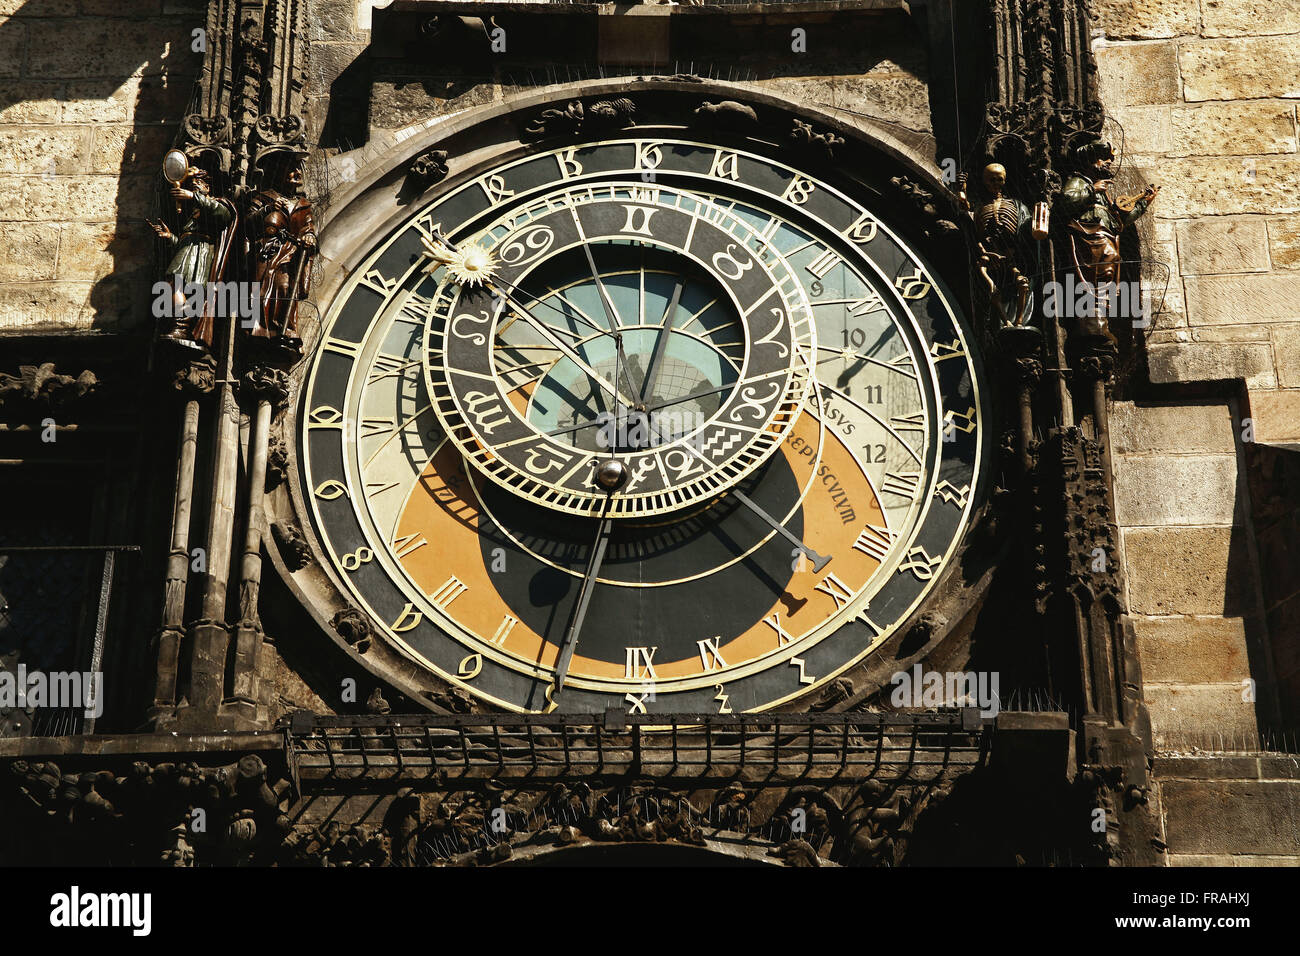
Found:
[297,105,987,715]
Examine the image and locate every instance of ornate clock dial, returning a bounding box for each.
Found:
[299,133,985,714]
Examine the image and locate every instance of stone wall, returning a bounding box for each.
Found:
[306,0,931,169]
[1091,1,1300,744]
[0,0,200,335]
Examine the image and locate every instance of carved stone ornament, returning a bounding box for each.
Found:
[693,100,758,128]
[255,113,306,148]
[271,520,313,570]
[170,353,218,395]
[241,366,292,407]
[182,114,233,147]
[889,175,960,239]
[523,98,636,139]
[330,608,373,653]
[10,754,294,866]
[0,364,97,410]
[409,148,449,186]
[790,118,845,159]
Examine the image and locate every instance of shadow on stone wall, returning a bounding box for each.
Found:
[0,0,202,335]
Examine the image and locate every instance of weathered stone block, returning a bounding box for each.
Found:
[133,73,198,123]
[26,18,193,79]
[0,281,95,331]
[370,77,498,132]
[78,0,163,15]
[1145,683,1260,745]
[1160,779,1300,855]
[1169,102,1298,157]
[812,74,931,133]
[1185,273,1300,326]
[1180,36,1300,101]
[1169,853,1300,865]
[309,40,367,92]
[1089,0,1199,39]
[1114,454,1239,527]
[0,126,92,175]
[1201,0,1300,37]
[0,17,26,78]
[1094,41,1180,106]
[1249,389,1300,444]
[1110,105,1171,155]
[1176,217,1270,275]
[90,124,172,174]
[1273,325,1300,389]
[1123,525,1249,615]
[0,0,76,13]
[1110,401,1236,455]
[61,78,139,124]
[1133,616,1252,683]
[1268,216,1300,270]
[1154,157,1300,218]
[1153,755,1263,779]
[0,83,64,123]
[1147,340,1276,388]
[0,223,58,281]
[55,221,148,281]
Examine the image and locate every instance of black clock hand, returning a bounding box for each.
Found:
[486,280,636,408]
[551,497,615,695]
[638,277,683,404]
[639,415,832,573]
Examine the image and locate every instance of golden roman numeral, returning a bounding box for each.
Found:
[696,636,728,671]
[491,615,519,646]
[881,470,922,498]
[392,533,428,560]
[853,524,897,561]
[429,575,468,608]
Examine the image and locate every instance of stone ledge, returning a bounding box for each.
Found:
[0,731,281,759]
[1169,853,1300,866]
[1154,755,1300,780]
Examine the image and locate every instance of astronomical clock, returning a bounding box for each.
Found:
[292,84,989,716]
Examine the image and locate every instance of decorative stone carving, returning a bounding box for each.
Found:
[523,98,636,139]
[693,100,758,128]
[271,520,313,570]
[9,754,294,866]
[790,118,844,159]
[242,366,292,407]
[889,175,960,240]
[265,432,289,488]
[0,364,97,411]
[409,148,449,186]
[170,353,218,395]
[330,608,372,653]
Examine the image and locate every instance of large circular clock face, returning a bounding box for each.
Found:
[299,131,985,715]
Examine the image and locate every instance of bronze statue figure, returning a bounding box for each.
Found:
[243,151,316,357]
[1057,138,1159,339]
[959,162,1033,327]
[148,161,238,351]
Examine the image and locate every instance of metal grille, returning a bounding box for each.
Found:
[285,710,988,786]
[0,546,136,737]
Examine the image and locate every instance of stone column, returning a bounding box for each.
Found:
[224,367,289,722]
[186,314,242,713]
[151,355,216,722]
